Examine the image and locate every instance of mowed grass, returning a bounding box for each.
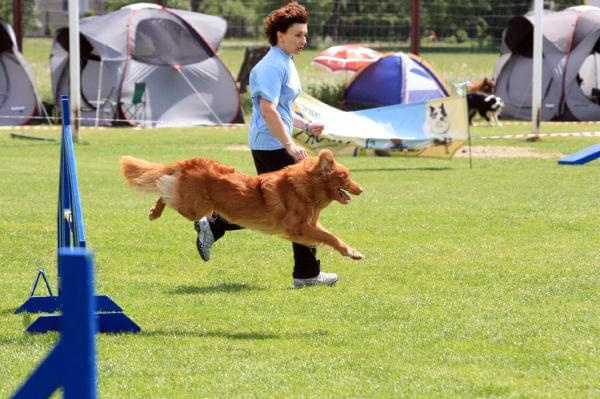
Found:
[3,37,599,397]
[1,125,600,397]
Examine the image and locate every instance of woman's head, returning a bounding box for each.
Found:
[264,1,308,54]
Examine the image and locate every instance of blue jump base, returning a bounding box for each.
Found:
[27,312,140,334]
[12,249,98,399]
[16,96,140,334]
[558,143,600,165]
[16,295,123,314]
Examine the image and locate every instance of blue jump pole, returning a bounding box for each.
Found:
[16,96,140,333]
[558,143,600,165]
[12,248,97,399]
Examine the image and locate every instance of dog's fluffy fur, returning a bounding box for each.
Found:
[467,77,495,94]
[120,149,364,259]
[467,92,505,126]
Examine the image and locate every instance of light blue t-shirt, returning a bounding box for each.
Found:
[248,46,301,150]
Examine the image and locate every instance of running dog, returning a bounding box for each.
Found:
[120,149,364,259]
[467,92,505,126]
[467,77,495,94]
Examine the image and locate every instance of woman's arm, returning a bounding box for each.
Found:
[292,113,324,135]
[259,97,308,161]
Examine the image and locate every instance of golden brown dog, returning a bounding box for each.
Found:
[120,149,364,259]
[467,77,495,94]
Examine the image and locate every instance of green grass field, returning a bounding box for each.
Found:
[2,39,600,397]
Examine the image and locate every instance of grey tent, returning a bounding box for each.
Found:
[50,3,242,127]
[494,6,600,121]
[0,19,42,126]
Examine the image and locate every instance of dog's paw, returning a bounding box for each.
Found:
[346,247,364,260]
[148,210,159,221]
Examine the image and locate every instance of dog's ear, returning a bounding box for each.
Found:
[317,149,335,174]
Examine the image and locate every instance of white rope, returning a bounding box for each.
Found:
[173,66,223,124]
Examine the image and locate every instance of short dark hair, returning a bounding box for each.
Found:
[263,1,308,46]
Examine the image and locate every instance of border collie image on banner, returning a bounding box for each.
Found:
[423,103,452,154]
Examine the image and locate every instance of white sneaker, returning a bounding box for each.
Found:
[293,272,338,288]
[194,217,214,262]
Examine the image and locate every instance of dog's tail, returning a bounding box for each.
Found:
[120,156,166,193]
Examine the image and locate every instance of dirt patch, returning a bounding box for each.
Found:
[225,144,250,152]
[455,146,563,159]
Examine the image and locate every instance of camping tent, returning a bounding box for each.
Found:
[0,19,42,126]
[494,6,600,121]
[50,3,242,127]
[343,52,450,110]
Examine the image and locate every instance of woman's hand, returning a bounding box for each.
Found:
[284,142,308,161]
[306,121,324,136]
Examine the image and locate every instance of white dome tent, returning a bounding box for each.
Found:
[50,3,242,127]
[0,19,44,126]
[494,6,600,121]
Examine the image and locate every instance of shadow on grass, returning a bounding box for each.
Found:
[352,166,452,172]
[0,307,18,315]
[0,334,56,345]
[167,282,263,295]
[142,328,329,341]
[142,329,280,340]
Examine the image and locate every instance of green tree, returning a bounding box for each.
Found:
[0,2,39,31]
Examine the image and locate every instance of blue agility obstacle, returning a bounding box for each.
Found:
[15,96,140,334]
[12,248,97,399]
[558,143,600,165]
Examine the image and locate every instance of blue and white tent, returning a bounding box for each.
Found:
[343,52,450,110]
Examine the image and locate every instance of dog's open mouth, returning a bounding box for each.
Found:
[336,188,351,204]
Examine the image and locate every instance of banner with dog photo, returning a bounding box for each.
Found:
[293,93,469,159]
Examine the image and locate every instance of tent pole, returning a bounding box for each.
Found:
[468,127,473,169]
[94,60,104,128]
[68,0,81,141]
[529,0,543,142]
[12,0,23,52]
[37,96,52,125]
[173,65,223,124]
[410,0,420,55]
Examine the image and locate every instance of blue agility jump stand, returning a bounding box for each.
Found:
[15,96,140,334]
[12,248,97,399]
[558,143,600,165]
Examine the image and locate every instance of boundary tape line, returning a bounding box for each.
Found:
[1,124,248,131]
[479,131,600,140]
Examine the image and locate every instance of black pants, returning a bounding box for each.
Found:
[208,149,320,279]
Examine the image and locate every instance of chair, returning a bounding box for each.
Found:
[236,46,269,93]
[125,82,146,126]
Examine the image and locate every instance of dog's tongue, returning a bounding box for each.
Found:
[337,188,350,204]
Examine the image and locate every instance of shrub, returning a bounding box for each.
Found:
[306,81,346,108]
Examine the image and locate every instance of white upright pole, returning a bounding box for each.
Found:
[68,0,81,141]
[530,0,544,140]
